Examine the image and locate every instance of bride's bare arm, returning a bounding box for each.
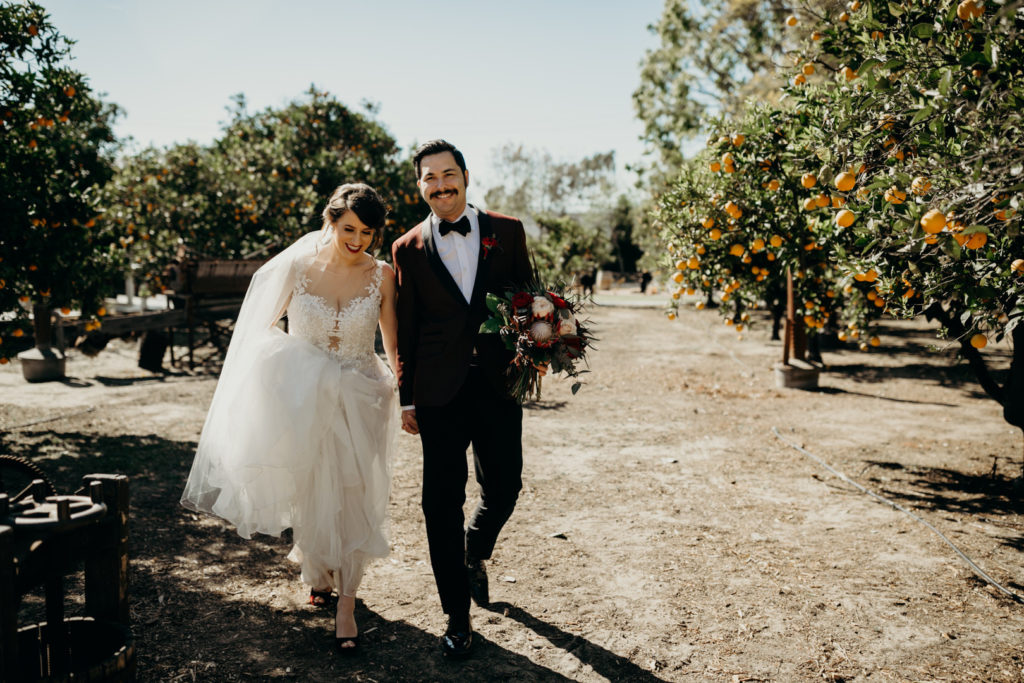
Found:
[271,292,291,328]
[378,264,399,377]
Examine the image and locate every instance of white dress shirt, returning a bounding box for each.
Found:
[431,206,480,303]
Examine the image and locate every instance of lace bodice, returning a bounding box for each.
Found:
[287,259,386,377]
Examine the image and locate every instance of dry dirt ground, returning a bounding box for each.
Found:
[2,297,1023,682]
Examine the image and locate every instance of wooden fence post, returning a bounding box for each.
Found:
[0,522,19,683]
[82,475,130,624]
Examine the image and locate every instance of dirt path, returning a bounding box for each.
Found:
[3,301,1023,681]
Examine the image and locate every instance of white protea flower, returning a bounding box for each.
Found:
[529,320,553,343]
[531,296,555,317]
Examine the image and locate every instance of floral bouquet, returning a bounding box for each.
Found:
[479,282,593,403]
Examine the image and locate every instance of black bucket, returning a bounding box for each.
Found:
[16,617,135,682]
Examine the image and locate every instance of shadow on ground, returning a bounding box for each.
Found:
[3,432,661,681]
[826,361,1006,401]
[813,386,961,408]
[854,458,1024,551]
[485,602,667,682]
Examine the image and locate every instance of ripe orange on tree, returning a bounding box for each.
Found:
[884,186,907,204]
[957,0,984,20]
[920,209,946,234]
[834,172,856,192]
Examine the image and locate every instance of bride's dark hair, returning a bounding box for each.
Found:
[321,183,388,253]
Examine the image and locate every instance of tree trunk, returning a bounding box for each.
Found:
[770,298,784,341]
[20,304,65,382]
[784,268,807,363]
[32,304,53,349]
[923,302,1005,405]
[1002,322,1024,431]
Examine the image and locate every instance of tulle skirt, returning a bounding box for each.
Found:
[181,328,397,596]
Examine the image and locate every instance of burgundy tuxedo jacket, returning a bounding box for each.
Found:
[391,209,533,408]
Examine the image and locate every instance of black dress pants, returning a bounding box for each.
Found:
[416,365,523,617]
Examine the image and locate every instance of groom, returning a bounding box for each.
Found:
[391,139,532,658]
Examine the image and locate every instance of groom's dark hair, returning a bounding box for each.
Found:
[413,139,467,180]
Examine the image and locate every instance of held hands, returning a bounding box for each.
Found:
[401,408,419,435]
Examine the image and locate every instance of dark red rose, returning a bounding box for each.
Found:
[511,292,532,308]
[548,292,568,309]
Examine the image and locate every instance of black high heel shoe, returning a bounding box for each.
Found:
[309,588,335,608]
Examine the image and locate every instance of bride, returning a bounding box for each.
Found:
[181,183,399,654]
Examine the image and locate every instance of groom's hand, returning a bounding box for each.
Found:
[401,408,419,435]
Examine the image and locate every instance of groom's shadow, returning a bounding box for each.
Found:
[484,601,668,682]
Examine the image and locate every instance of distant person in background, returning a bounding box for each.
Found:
[580,269,597,297]
[640,271,652,294]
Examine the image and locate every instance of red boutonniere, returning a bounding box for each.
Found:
[481,237,498,259]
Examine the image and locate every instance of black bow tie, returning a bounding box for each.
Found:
[439,216,471,237]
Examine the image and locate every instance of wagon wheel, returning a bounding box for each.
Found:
[0,454,58,502]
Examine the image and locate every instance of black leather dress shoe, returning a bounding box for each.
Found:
[439,615,474,659]
[466,557,490,607]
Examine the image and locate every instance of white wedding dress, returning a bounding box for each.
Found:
[181,232,397,596]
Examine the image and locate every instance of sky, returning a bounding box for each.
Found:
[40,0,667,202]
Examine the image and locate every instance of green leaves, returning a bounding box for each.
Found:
[910,23,934,39]
[960,51,990,67]
[651,0,1024,355]
[0,2,121,333]
[937,68,953,97]
[103,88,419,288]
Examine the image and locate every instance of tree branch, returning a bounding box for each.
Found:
[923,302,1006,406]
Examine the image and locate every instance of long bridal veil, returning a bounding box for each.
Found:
[181,231,317,533]
[181,229,396,594]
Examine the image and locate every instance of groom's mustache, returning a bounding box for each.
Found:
[430,188,459,199]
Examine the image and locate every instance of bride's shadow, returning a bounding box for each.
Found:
[483,601,668,682]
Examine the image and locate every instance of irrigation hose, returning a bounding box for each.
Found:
[1,407,96,433]
[772,426,1024,605]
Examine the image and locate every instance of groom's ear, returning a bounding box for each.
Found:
[463,170,470,189]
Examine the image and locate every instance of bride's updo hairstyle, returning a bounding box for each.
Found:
[321,183,388,253]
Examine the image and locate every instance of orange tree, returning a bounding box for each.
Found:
[0,2,122,361]
[527,214,613,283]
[103,89,420,292]
[784,0,1024,428]
[656,104,882,350]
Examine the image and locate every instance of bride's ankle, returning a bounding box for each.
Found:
[335,609,358,637]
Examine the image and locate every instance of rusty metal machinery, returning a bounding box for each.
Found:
[0,472,133,682]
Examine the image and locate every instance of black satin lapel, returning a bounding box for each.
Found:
[422,219,469,306]
[470,210,495,307]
